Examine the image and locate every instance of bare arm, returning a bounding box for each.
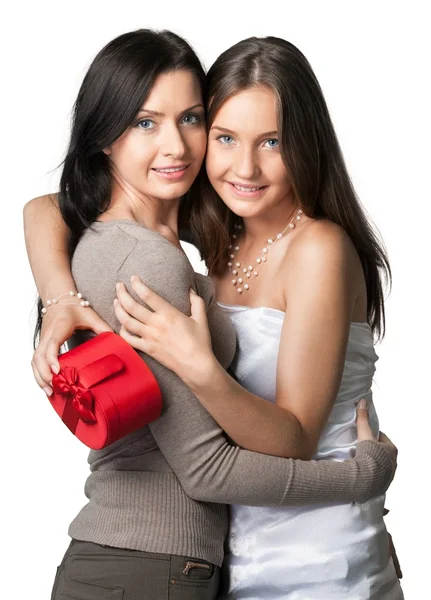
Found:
[114,242,395,507]
[187,222,357,459]
[23,194,74,298]
[23,194,111,391]
[115,222,359,459]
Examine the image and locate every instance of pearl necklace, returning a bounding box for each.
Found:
[227,208,303,293]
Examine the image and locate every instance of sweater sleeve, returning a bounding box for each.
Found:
[117,241,395,507]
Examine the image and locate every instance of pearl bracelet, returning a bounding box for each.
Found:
[41,290,90,314]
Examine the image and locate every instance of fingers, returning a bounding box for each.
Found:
[116,282,153,324]
[388,532,403,579]
[32,341,55,390]
[356,398,377,442]
[45,336,64,374]
[119,325,150,354]
[38,327,70,382]
[31,359,52,395]
[128,276,173,314]
[87,312,113,335]
[32,305,112,394]
[189,289,207,323]
[114,298,151,338]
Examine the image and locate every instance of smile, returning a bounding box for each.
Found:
[232,184,264,192]
[227,182,268,197]
[153,166,189,173]
[152,165,190,180]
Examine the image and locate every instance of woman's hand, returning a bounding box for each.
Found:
[114,276,215,385]
[356,398,398,474]
[32,304,112,395]
[383,508,403,579]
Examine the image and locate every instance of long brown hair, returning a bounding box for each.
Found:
[190,36,391,339]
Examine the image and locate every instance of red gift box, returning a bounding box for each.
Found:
[49,332,162,449]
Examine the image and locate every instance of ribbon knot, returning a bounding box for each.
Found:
[52,366,97,428]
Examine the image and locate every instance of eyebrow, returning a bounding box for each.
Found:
[211,125,278,137]
[138,103,204,116]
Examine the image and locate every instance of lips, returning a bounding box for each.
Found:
[151,164,191,181]
[230,183,266,192]
[152,165,190,173]
[227,181,269,195]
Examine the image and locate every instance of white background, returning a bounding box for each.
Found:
[1,1,429,597]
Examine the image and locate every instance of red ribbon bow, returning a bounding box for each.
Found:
[52,366,97,432]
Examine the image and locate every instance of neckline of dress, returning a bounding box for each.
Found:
[217,302,371,330]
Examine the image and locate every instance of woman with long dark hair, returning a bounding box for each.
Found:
[24,32,398,599]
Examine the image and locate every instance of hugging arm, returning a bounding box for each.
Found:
[23,194,72,298]
[116,244,395,507]
[114,224,370,461]
[23,196,395,507]
[23,194,111,389]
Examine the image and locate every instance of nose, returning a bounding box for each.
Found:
[160,122,187,159]
[233,146,260,180]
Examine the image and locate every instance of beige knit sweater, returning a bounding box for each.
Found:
[68,220,394,566]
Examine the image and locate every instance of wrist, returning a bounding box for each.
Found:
[39,278,78,302]
[183,352,221,393]
[41,290,90,315]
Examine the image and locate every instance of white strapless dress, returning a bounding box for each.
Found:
[218,304,402,600]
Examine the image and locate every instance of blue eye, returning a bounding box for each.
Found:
[265,139,279,148]
[181,113,202,125]
[137,119,155,130]
[218,135,234,145]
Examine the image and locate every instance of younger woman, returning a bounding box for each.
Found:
[111,37,404,599]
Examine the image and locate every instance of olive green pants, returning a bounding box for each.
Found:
[51,540,220,600]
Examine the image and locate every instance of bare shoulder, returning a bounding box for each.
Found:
[282,218,364,297]
[288,219,358,270]
[24,192,59,213]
